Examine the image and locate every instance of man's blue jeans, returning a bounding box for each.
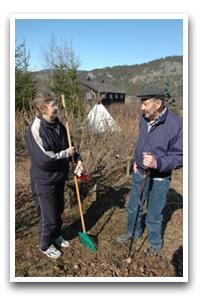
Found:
[127,170,171,250]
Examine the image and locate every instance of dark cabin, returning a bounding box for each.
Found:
[78,77,126,105]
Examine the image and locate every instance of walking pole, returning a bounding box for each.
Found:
[61,94,96,252]
[126,169,149,263]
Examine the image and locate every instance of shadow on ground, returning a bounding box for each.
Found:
[63,184,130,241]
[162,188,183,236]
[171,245,183,276]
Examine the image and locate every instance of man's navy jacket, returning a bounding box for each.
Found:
[134,108,183,178]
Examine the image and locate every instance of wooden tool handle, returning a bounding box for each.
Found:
[65,121,72,148]
[61,94,86,233]
[74,174,86,233]
[61,94,72,148]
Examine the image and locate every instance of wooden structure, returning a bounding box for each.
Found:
[78,78,126,105]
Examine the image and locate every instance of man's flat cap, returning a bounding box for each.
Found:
[136,87,165,99]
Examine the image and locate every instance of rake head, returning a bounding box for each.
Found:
[78,232,96,253]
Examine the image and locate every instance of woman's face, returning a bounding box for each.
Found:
[42,100,58,122]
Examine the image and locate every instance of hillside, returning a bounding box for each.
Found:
[33,56,183,98]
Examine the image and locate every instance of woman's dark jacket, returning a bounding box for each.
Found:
[25,116,81,184]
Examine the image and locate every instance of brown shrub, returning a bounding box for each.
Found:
[16,102,139,187]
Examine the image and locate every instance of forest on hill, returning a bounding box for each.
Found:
[33,55,183,99]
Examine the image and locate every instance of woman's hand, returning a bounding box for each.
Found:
[74,160,84,177]
[66,147,75,157]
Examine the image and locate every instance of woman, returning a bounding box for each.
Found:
[25,92,83,259]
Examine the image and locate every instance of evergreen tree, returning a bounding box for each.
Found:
[43,36,84,117]
[15,41,37,111]
[164,81,176,106]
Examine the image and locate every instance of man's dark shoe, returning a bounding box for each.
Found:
[116,234,132,244]
[145,247,160,257]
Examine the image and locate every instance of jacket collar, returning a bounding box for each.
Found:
[40,116,60,128]
[156,107,168,124]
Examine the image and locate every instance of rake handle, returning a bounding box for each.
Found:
[74,174,86,233]
[61,94,72,147]
[61,94,86,233]
[65,121,72,148]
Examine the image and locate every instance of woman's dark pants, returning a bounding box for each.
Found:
[32,181,65,251]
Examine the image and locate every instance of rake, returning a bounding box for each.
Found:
[61,94,96,253]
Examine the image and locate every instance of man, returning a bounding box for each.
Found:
[117,87,183,256]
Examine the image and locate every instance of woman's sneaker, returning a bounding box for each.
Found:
[54,235,70,248]
[40,244,62,259]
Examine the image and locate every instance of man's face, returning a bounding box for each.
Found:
[140,98,162,121]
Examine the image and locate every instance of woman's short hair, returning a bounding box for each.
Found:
[34,92,57,116]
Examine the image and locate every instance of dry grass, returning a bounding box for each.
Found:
[15,102,184,278]
[16,102,139,187]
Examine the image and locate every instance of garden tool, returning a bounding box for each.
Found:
[61,94,96,253]
[77,173,91,183]
[74,163,91,183]
[126,169,150,263]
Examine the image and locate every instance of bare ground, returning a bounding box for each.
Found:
[15,155,183,278]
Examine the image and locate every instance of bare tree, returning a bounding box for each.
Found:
[42,36,84,117]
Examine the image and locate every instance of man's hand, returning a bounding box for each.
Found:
[133,161,138,173]
[74,160,84,177]
[143,152,157,169]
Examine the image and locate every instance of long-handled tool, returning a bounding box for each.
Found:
[61,94,96,253]
[126,169,149,263]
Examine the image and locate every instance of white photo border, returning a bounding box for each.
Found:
[10,13,188,283]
